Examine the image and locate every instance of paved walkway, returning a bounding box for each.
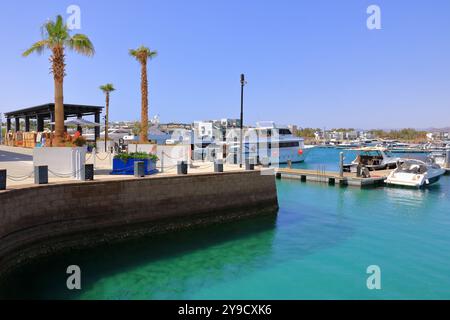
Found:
[0,145,34,156]
[1,145,248,189]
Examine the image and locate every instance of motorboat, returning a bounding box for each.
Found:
[334,142,361,149]
[344,147,402,172]
[385,159,446,188]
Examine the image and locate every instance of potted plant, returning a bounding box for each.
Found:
[111,152,158,175]
[34,131,88,180]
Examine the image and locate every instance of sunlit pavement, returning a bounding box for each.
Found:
[0,145,247,189]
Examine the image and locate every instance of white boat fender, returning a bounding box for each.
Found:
[426,179,430,185]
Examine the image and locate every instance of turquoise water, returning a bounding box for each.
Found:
[2,148,450,299]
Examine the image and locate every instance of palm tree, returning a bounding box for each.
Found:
[129,46,157,143]
[99,83,116,150]
[23,15,94,144]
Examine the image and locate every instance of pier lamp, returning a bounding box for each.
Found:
[240,74,247,168]
[103,115,107,152]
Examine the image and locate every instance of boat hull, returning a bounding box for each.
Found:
[386,170,445,188]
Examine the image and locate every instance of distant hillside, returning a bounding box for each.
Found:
[421,127,450,132]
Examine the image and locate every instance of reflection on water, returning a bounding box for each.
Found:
[1,215,278,300]
[384,186,430,207]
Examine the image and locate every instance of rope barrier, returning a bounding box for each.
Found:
[95,153,112,161]
[4,154,221,183]
[162,152,190,161]
[48,167,86,178]
[191,162,215,169]
[6,171,35,181]
[156,165,177,170]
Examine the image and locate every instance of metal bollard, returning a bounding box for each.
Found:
[339,152,344,178]
[287,160,292,169]
[34,166,48,185]
[0,169,6,190]
[177,161,188,175]
[214,159,224,173]
[85,164,94,181]
[245,158,255,171]
[134,161,145,178]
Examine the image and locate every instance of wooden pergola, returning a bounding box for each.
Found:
[4,103,104,140]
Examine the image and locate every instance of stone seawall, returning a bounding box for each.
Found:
[0,170,278,276]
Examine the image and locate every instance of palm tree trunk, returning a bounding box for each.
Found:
[52,47,65,145]
[105,92,109,150]
[140,60,149,143]
[54,78,64,142]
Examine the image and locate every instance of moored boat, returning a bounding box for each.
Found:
[385,159,446,188]
[343,147,402,172]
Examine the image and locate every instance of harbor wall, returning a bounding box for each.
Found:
[0,170,278,276]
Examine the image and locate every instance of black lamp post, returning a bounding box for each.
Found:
[240,74,246,168]
[103,115,107,152]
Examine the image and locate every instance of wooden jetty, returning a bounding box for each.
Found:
[275,168,393,188]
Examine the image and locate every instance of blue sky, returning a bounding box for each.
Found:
[0,0,449,129]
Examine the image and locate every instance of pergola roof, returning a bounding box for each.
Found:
[5,103,103,118]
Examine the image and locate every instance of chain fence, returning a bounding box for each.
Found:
[95,153,112,161]
[6,171,35,182]
[3,150,229,184]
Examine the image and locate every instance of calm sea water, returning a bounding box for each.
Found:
[2,148,450,300]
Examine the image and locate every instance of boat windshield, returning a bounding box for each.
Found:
[397,161,427,174]
[361,151,382,157]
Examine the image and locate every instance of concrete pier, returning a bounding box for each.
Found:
[0,170,278,277]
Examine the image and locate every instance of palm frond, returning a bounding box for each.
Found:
[38,15,69,48]
[148,50,158,60]
[100,83,116,93]
[129,49,138,57]
[22,40,48,57]
[129,46,158,62]
[68,34,95,56]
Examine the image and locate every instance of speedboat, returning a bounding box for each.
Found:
[385,159,446,188]
[344,147,402,172]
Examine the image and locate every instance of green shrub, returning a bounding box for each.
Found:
[73,136,87,147]
[114,152,158,162]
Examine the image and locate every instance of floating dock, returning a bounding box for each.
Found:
[275,168,391,188]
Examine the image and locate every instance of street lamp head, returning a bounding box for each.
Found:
[241,74,246,85]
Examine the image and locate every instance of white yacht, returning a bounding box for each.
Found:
[344,147,402,172]
[243,122,310,164]
[385,159,446,188]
